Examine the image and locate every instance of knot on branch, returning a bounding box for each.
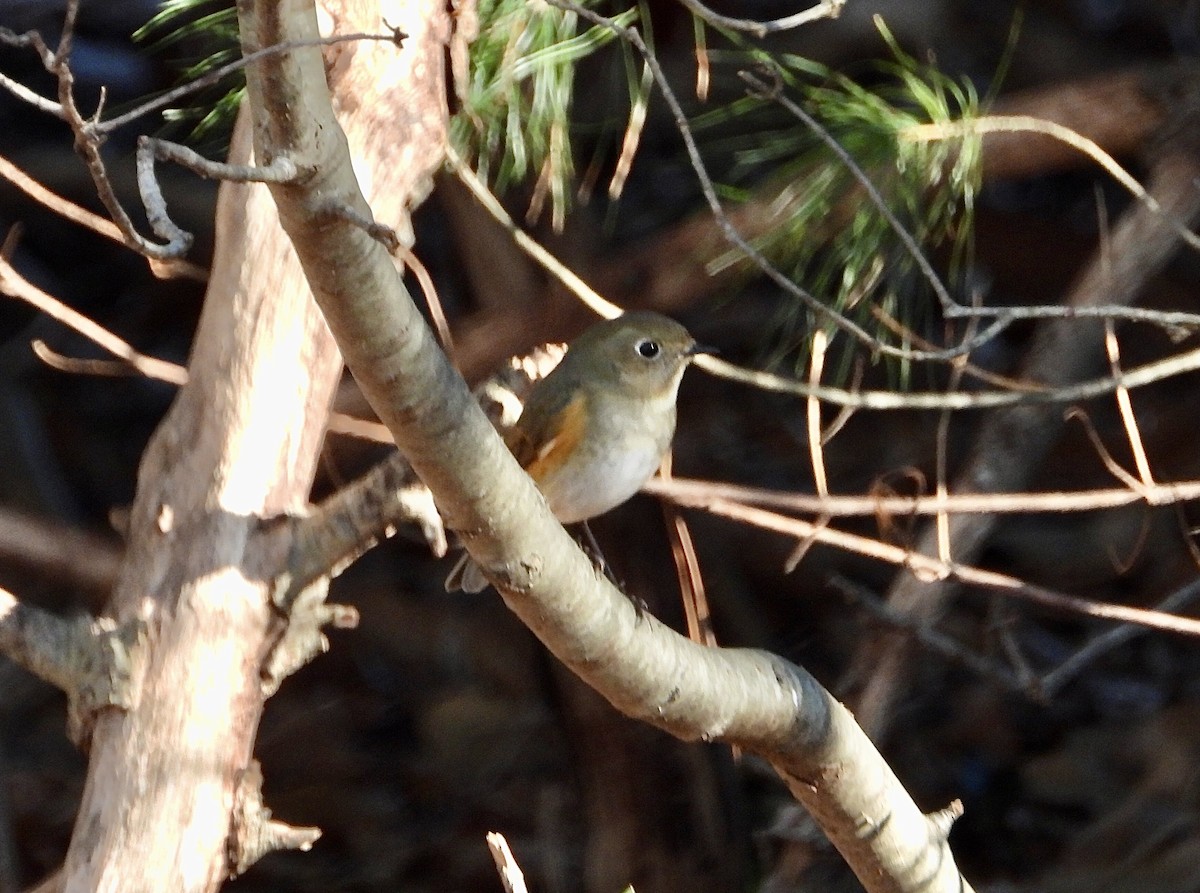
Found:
[262,574,359,696]
[926,799,965,842]
[68,617,142,733]
[229,760,321,877]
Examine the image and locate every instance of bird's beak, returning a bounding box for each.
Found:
[687,342,719,358]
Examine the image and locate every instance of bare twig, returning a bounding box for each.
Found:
[1105,324,1155,486]
[838,571,1200,702]
[2,16,401,262]
[318,197,400,250]
[1066,408,1147,494]
[907,114,1200,255]
[2,257,401,463]
[1039,577,1200,697]
[660,452,716,647]
[785,330,833,572]
[547,0,998,364]
[0,255,189,384]
[934,308,984,567]
[833,574,1025,691]
[696,341,1200,409]
[399,247,455,360]
[642,475,1200,520]
[0,26,62,115]
[2,152,121,241]
[0,22,403,136]
[229,762,321,877]
[95,30,405,135]
[679,0,844,37]
[806,330,831,500]
[137,137,309,255]
[0,153,208,280]
[449,132,1200,411]
[658,493,1200,638]
[446,145,621,320]
[989,598,1037,690]
[286,454,447,605]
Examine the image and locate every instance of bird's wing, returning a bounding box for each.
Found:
[505,387,590,482]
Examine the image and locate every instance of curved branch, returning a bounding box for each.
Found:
[239,0,973,890]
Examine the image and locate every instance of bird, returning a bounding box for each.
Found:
[445,311,712,593]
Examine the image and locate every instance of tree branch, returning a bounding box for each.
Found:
[0,587,137,743]
[52,0,447,886]
[240,0,974,890]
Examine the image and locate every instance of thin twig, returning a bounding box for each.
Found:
[739,70,958,317]
[0,26,62,116]
[1,259,391,444]
[785,330,832,572]
[832,575,1024,692]
[660,452,716,647]
[0,256,188,385]
[318,198,400,250]
[906,114,1200,256]
[1104,323,1155,487]
[486,832,530,893]
[1065,408,1148,494]
[547,0,995,364]
[0,152,122,240]
[697,341,1200,410]
[836,571,1200,702]
[642,475,1200,517]
[989,598,1037,690]
[665,494,1200,638]
[0,152,208,280]
[21,0,190,260]
[806,330,830,500]
[934,306,982,566]
[95,30,405,135]
[400,247,455,362]
[1039,576,1200,697]
[449,122,1200,412]
[678,0,844,37]
[137,137,308,255]
[2,16,400,262]
[446,144,621,320]
[31,340,172,380]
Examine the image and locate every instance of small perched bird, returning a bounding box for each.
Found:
[445,311,712,593]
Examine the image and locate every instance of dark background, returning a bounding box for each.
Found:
[3,1,1200,890]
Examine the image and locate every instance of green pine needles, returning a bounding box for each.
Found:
[450,0,638,231]
[134,0,244,146]
[694,18,983,384]
[129,1,985,386]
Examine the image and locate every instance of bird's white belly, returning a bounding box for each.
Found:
[539,440,663,524]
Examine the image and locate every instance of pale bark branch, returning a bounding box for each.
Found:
[240,1,974,890]
[0,587,137,743]
[288,454,446,595]
[52,0,447,885]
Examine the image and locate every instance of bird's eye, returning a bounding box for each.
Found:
[636,339,661,359]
